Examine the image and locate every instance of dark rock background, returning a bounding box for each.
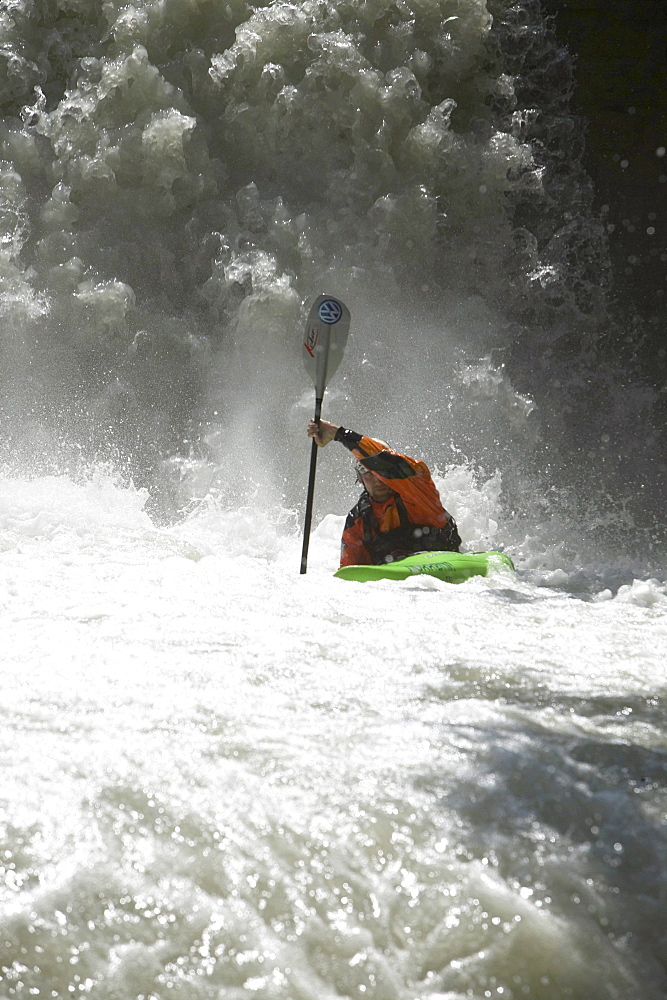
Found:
[549,0,666,331]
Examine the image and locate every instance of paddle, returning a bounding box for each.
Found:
[300,294,351,574]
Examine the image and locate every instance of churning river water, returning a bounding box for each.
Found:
[1,0,666,998]
[1,472,666,1000]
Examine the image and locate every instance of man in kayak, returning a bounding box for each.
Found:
[307,419,461,567]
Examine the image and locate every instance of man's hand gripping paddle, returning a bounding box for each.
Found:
[300,294,351,574]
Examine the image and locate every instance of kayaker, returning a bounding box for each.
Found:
[307,419,461,567]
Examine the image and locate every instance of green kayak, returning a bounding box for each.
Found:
[334,550,514,584]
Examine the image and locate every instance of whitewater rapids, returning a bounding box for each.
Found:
[1,0,666,995]
[1,472,665,1000]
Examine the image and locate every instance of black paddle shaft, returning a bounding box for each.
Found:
[300,396,323,574]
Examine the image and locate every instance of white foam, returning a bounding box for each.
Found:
[612,578,667,607]
[0,470,151,539]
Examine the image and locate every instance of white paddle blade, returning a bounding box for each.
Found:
[302,294,351,397]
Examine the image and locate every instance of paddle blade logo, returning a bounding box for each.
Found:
[317,299,343,324]
[304,325,318,358]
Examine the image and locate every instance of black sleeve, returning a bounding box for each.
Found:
[334,426,362,450]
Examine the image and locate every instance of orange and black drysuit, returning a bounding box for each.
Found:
[334,427,461,567]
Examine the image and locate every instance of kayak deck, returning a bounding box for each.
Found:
[334,550,514,584]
